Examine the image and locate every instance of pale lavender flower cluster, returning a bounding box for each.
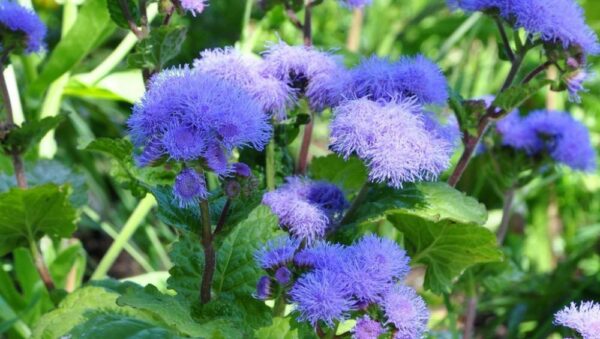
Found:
[128,66,271,206]
[346,55,449,106]
[0,1,46,54]
[554,301,600,339]
[179,0,207,16]
[254,234,429,337]
[448,0,600,55]
[193,48,293,120]
[497,110,596,171]
[261,42,348,112]
[262,177,349,242]
[330,98,454,188]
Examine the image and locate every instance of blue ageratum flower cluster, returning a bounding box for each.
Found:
[448,0,600,56]
[554,301,600,339]
[330,98,456,188]
[0,1,46,54]
[254,234,429,337]
[346,55,449,106]
[497,110,596,171]
[128,66,271,207]
[261,41,348,112]
[194,48,293,120]
[262,177,349,242]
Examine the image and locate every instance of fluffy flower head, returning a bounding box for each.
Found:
[194,48,292,119]
[290,270,354,327]
[254,236,300,270]
[383,286,429,339]
[352,316,385,339]
[554,301,600,339]
[330,98,453,188]
[180,0,207,16]
[294,241,349,271]
[497,110,596,171]
[262,178,348,242]
[173,168,208,207]
[128,67,272,175]
[0,1,46,53]
[261,42,348,111]
[346,55,448,105]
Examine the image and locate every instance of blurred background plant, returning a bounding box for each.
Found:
[0,0,598,338]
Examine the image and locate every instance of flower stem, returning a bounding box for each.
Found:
[272,293,287,317]
[213,198,232,236]
[346,8,363,52]
[340,182,370,225]
[199,198,215,304]
[521,61,553,85]
[496,186,516,245]
[0,62,27,188]
[29,239,55,292]
[266,137,276,190]
[296,110,314,174]
[494,17,514,62]
[303,0,313,47]
[462,271,478,339]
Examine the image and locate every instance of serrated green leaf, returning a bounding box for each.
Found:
[128,26,187,71]
[309,154,368,193]
[151,186,199,232]
[107,0,140,29]
[117,283,229,337]
[68,314,184,339]
[85,138,176,197]
[4,115,66,153]
[0,184,77,255]
[29,0,116,96]
[256,317,299,339]
[492,79,552,114]
[32,284,160,339]
[388,213,502,294]
[167,231,204,301]
[0,160,87,207]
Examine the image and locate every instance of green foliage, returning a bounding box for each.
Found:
[492,79,553,114]
[167,231,204,302]
[85,138,176,197]
[309,154,368,193]
[255,317,299,339]
[30,0,116,95]
[129,26,188,71]
[3,116,66,153]
[151,186,200,232]
[107,0,140,29]
[0,184,77,255]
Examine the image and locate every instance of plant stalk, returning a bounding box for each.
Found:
[303,0,313,47]
[200,198,215,304]
[213,198,232,236]
[496,186,516,244]
[29,239,55,292]
[266,137,276,190]
[272,293,287,317]
[296,111,314,174]
[340,183,370,225]
[346,8,363,52]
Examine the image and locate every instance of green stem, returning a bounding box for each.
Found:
[443,293,459,339]
[96,215,154,272]
[340,183,370,225]
[0,296,31,338]
[266,137,276,190]
[144,225,172,269]
[90,194,156,280]
[38,0,78,158]
[199,198,215,304]
[272,294,287,317]
[29,239,55,292]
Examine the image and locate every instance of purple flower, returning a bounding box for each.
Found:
[294,241,348,271]
[565,67,591,103]
[261,42,348,112]
[290,270,354,327]
[193,48,293,119]
[554,301,600,339]
[352,316,385,339]
[128,66,272,175]
[262,178,348,242]
[275,267,292,284]
[179,0,207,16]
[330,98,453,188]
[255,276,272,300]
[254,236,300,270]
[339,0,372,9]
[0,1,46,53]
[497,110,597,171]
[346,55,448,106]
[511,0,600,55]
[173,168,208,208]
[382,286,429,339]
[422,112,461,154]
[231,162,252,177]
[447,0,512,16]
